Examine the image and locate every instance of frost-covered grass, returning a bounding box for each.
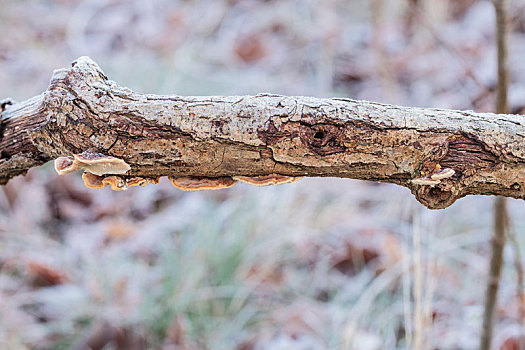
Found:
[2,172,523,349]
[2,0,525,348]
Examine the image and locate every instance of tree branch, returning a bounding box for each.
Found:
[1,57,525,209]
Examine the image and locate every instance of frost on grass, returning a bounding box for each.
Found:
[2,0,525,349]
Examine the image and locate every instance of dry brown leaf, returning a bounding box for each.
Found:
[499,335,525,350]
[27,261,68,287]
[105,220,135,242]
[234,33,267,63]
[71,321,146,350]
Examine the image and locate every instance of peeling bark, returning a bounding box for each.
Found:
[1,57,525,209]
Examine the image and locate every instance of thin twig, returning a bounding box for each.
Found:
[406,2,490,93]
[413,211,423,349]
[481,196,507,350]
[370,0,399,103]
[480,1,510,348]
[402,243,413,348]
[506,214,525,343]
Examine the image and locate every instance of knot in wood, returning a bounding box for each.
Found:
[300,123,345,156]
[415,186,457,209]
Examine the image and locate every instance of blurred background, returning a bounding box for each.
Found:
[1,0,525,349]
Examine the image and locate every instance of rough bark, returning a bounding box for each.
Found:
[1,57,525,209]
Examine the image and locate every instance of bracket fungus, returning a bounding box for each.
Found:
[55,151,131,177]
[411,167,455,187]
[74,151,131,176]
[54,156,78,175]
[81,172,106,189]
[234,174,301,186]
[101,176,127,191]
[55,151,133,190]
[168,176,238,191]
[430,168,455,181]
[82,172,159,190]
[126,177,159,187]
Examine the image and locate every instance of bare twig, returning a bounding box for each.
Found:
[481,196,507,350]
[506,221,525,324]
[370,0,399,103]
[413,211,423,349]
[406,2,490,95]
[480,0,510,349]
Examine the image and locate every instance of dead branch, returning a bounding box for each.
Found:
[1,57,525,209]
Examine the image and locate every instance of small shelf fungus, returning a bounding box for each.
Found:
[55,151,302,192]
[101,176,127,191]
[234,174,302,186]
[429,167,456,181]
[81,172,105,189]
[82,172,159,191]
[54,157,77,175]
[55,151,136,191]
[411,167,455,187]
[126,177,160,187]
[168,176,238,191]
[54,151,131,176]
[82,172,126,190]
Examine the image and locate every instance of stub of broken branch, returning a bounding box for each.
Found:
[1,56,525,209]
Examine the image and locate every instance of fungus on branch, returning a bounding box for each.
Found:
[430,168,455,181]
[55,157,78,175]
[82,172,159,190]
[126,177,159,187]
[168,176,238,191]
[411,167,456,187]
[56,151,132,190]
[82,172,106,189]
[234,174,301,186]
[102,176,127,191]
[55,151,130,177]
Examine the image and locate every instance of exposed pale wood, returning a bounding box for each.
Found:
[1,57,525,209]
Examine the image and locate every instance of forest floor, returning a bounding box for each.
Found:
[1,0,525,349]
